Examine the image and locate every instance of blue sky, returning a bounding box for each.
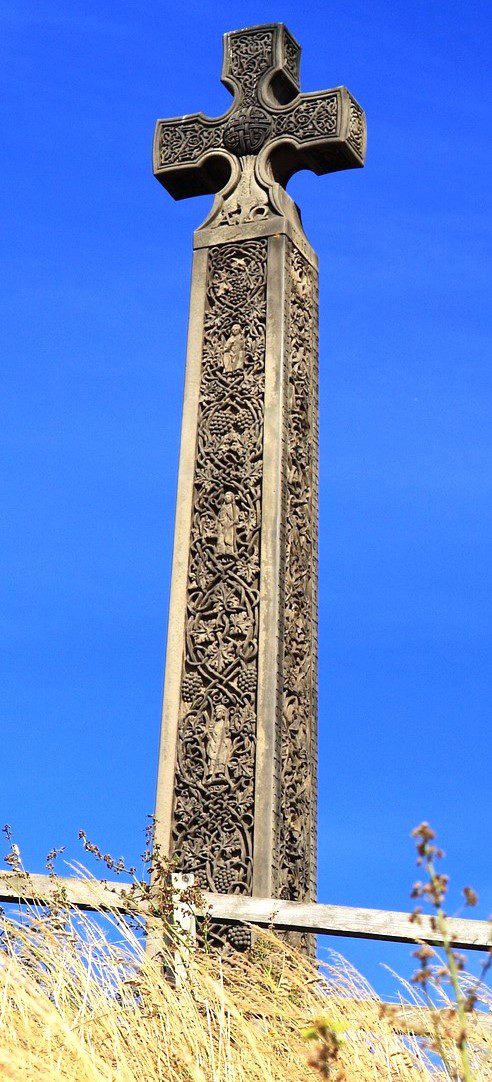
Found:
[1,0,490,993]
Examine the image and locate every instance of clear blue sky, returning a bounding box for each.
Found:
[1,1,490,994]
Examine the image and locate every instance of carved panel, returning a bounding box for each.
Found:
[274,94,338,140]
[279,243,318,917]
[171,239,268,949]
[212,157,273,228]
[347,97,365,157]
[283,32,300,87]
[227,29,275,102]
[157,119,222,168]
[154,27,365,207]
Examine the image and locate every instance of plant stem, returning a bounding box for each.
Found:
[426,855,473,1082]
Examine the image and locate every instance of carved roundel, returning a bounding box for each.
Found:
[223,107,272,156]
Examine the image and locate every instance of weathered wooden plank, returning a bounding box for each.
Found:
[0,873,490,952]
[0,871,146,914]
[200,893,492,952]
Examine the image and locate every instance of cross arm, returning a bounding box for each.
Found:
[153,114,231,200]
[153,25,365,205]
[265,87,366,187]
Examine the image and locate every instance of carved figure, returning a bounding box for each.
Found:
[222,324,246,372]
[216,491,240,556]
[206,704,232,777]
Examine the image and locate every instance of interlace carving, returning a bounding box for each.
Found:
[223,106,272,156]
[153,25,365,958]
[347,98,365,156]
[279,244,318,917]
[171,239,268,949]
[158,120,219,168]
[283,32,300,85]
[274,94,338,139]
[228,29,274,102]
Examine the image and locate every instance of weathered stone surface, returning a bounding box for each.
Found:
[152,24,365,952]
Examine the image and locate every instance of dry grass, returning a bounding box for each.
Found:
[0,889,490,1080]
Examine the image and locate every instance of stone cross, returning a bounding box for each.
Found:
[152,23,365,951]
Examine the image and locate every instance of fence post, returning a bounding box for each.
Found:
[170,872,196,985]
[145,871,196,986]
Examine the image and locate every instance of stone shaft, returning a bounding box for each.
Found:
[152,23,365,952]
[154,212,318,946]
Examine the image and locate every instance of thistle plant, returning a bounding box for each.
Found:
[410,821,491,1082]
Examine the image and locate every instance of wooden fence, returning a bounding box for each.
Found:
[1,868,490,1037]
[0,869,489,951]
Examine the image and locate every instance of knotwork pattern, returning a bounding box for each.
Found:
[228,29,274,102]
[348,98,365,156]
[158,119,220,167]
[279,243,318,924]
[283,33,300,85]
[171,239,268,949]
[274,95,338,139]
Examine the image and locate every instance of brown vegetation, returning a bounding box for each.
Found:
[0,887,490,1080]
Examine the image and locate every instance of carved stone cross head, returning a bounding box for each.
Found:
[153,23,366,225]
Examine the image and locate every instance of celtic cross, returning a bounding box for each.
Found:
[154,23,365,223]
[152,24,366,953]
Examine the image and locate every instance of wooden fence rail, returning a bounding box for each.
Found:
[0,870,490,951]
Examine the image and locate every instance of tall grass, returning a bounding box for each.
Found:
[0,885,490,1080]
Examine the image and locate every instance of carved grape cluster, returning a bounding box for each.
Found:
[236,668,257,696]
[227,925,251,951]
[181,672,202,703]
[208,412,229,437]
[212,867,236,893]
[235,408,252,433]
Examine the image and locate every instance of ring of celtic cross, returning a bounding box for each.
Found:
[223,107,272,156]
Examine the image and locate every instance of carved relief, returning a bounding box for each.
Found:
[222,325,246,372]
[206,703,232,777]
[283,32,300,87]
[279,243,318,917]
[213,156,272,228]
[274,94,338,140]
[154,26,365,212]
[223,107,272,155]
[157,119,221,168]
[227,29,275,102]
[171,239,268,949]
[170,235,317,953]
[217,492,240,555]
[347,98,365,157]
[158,90,343,174]
[154,25,366,962]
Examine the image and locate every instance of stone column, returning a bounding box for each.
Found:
[151,22,365,952]
[153,207,318,948]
